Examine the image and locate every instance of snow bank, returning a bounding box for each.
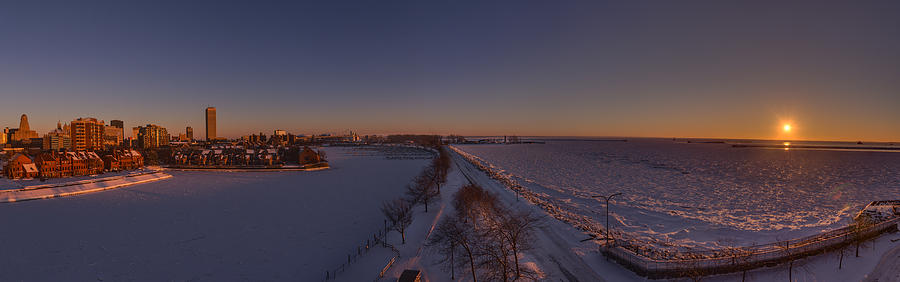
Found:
[0,171,172,203]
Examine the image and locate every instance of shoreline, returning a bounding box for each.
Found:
[162,162,330,172]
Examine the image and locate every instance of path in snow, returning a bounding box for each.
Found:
[864,239,900,282]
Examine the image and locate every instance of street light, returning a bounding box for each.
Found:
[592,192,622,246]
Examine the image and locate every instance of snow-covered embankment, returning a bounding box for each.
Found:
[0,171,172,203]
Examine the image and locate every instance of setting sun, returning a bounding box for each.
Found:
[783,124,792,132]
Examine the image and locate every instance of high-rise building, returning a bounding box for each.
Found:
[0,127,7,145]
[70,117,105,151]
[43,122,71,150]
[136,124,169,149]
[43,134,72,151]
[9,114,39,142]
[110,120,124,129]
[205,107,216,141]
[104,125,124,148]
[186,126,194,141]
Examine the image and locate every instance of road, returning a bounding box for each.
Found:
[451,150,607,281]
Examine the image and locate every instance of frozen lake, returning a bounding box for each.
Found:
[0,147,428,281]
[455,139,900,249]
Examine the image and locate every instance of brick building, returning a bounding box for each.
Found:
[71,117,105,151]
[3,153,39,179]
[102,149,144,172]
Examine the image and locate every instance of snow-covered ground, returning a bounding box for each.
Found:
[455,140,900,250]
[0,147,428,281]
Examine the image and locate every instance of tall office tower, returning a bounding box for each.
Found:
[186,126,194,141]
[205,107,216,141]
[70,117,105,151]
[110,120,124,129]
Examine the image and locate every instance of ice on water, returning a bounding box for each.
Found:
[457,139,900,249]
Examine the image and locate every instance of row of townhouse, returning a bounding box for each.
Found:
[3,149,144,179]
[173,147,283,167]
[103,149,145,172]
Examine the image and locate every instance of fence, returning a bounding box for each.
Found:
[449,145,900,279]
[323,226,399,281]
[604,216,899,278]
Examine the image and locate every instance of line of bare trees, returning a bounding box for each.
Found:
[428,183,542,281]
[382,147,451,244]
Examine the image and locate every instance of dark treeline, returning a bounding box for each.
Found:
[383,147,451,244]
[405,147,451,212]
[428,183,541,281]
[385,135,443,147]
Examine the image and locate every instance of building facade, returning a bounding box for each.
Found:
[70,117,105,151]
[102,149,144,172]
[3,153,39,179]
[104,125,124,148]
[32,151,105,178]
[206,107,216,141]
[186,126,194,141]
[43,134,72,151]
[136,124,170,148]
[9,114,39,143]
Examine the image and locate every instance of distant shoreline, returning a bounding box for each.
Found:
[163,162,330,172]
[732,144,900,151]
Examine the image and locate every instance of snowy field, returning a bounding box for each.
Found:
[0,147,428,281]
[455,139,900,250]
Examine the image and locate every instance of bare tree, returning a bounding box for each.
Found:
[492,208,540,279]
[453,184,500,226]
[406,169,440,212]
[475,229,513,282]
[430,147,451,190]
[776,240,794,282]
[838,235,849,270]
[428,216,479,282]
[852,215,874,257]
[382,198,413,244]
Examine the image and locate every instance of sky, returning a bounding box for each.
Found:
[1,1,898,141]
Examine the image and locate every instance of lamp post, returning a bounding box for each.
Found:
[592,192,622,246]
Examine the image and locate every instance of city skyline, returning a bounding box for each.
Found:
[1,1,899,141]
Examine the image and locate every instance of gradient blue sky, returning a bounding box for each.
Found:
[2,1,899,141]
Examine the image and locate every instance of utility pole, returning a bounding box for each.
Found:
[592,192,622,246]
